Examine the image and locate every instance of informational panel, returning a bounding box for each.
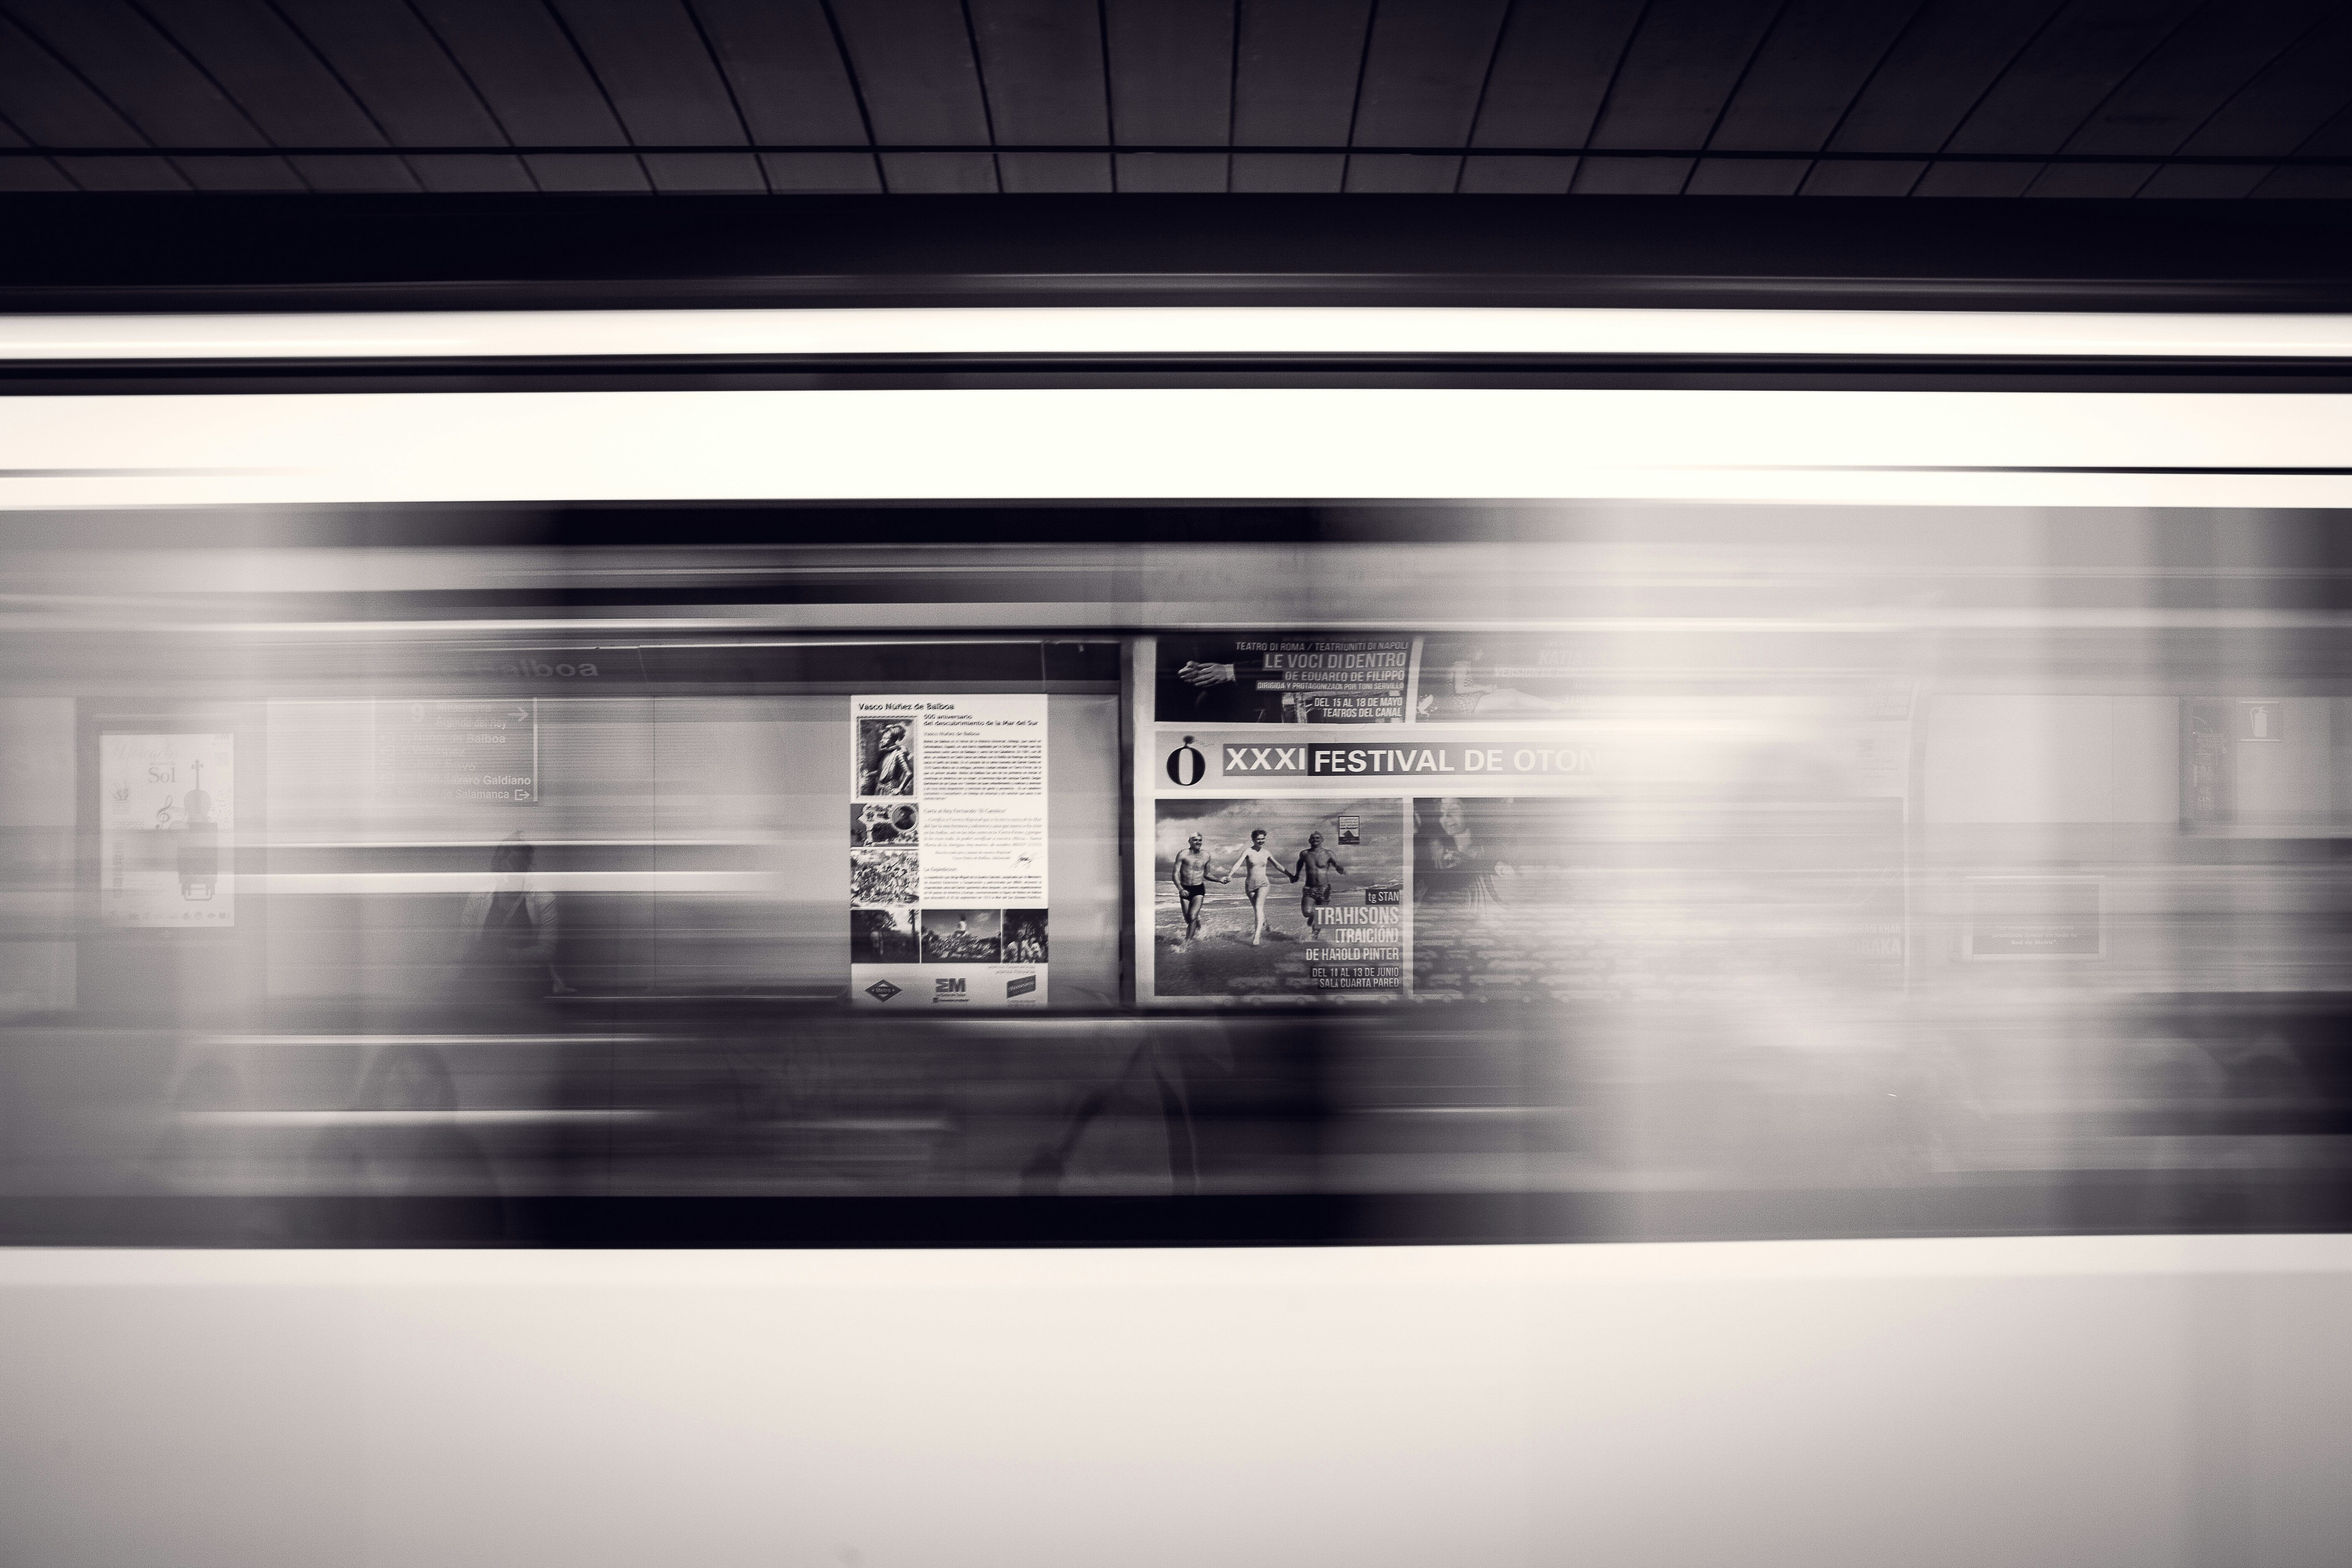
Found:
[1965,877,2104,960]
[375,698,538,804]
[851,694,1048,1008]
[1137,635,1910,1007]
[100,732,235,927]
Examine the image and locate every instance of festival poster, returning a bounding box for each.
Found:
[1153,634,1413,725]
[101,732,235,928]
[1137,635,1912,1007]
[850,694,1047,1008]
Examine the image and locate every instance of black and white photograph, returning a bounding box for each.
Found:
[15,13,2352,1567]
[851,801,920,846]
[850,847,918,908]
[1153,797,1402,998]
[1001,908,1048,965]
[849,906,918,965]
[855,717,917,797]
[921,908,1001,963]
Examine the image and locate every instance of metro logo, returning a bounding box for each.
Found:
[1221,744,1308,775]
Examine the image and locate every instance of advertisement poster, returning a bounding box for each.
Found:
[1137,636,1909,1007]
[101,732,235,928]
[851,694,1047,1008]
[1154,635,1413,725]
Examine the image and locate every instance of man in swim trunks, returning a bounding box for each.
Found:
[1227,828,1295,946]
[1292,830,1349,941]
[1171,833,1225,946]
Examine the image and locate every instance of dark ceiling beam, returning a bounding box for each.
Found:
[4,143,2352,167]
[3,194,2350,313]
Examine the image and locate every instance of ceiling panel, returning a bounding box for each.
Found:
[2028,0,2332,196]
[2156,6,2352,198]
[0,0,2340,198]
[1460,0,1644,194]
[0,121,72,191]
[1686,0,1921,196]
[970,0,1111,191]
[139,0,418,192]
[5,0,304,189]
[272,0,535,192]
[1918,0,2205,196]
[688,0,881,193]
[549,0,764,191]
[409,0,650,192]
[828,0,998,193]
[1805,0,2063,197]
[1343,0,1509,193]
[1578,0,1785,196]
[1104,0,1232,192]
[1231,0,1372,194]
[0,11,186,191]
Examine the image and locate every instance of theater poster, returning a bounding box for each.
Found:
[101,732,235,928]
[850,694,1048,1008]
[1135,635,1909,1007]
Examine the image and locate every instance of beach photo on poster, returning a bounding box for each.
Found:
[1152,796,1402,999]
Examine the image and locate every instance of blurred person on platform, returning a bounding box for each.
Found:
[455,832,567,1005]
[312,1043,503,1242]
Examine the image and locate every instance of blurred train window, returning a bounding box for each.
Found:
[5,371,2352,1242]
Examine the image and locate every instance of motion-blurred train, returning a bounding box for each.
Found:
[5,265,2351,1565]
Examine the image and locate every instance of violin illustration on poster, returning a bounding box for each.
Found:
[100,733,235,927]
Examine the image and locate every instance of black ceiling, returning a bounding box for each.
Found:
[2,0,2349,198]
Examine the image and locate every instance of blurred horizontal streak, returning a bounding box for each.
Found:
[5,308,2352,363]
[249,873,775,894]
[198,1036,664,1048]
[5,389,2350,508]
[180,1110,659,1127]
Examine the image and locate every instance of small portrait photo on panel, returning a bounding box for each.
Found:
[856,718,917,798]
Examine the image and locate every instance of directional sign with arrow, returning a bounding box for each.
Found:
[374,698,539,805]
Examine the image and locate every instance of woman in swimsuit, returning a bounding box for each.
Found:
[1226,828,1297,946]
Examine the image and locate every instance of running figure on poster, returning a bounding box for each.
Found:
[1292,830,1349,941]
[1170,832,1229,947]
[1227,828,1296,946]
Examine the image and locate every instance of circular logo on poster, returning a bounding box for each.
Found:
[1166,735,1205,787]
